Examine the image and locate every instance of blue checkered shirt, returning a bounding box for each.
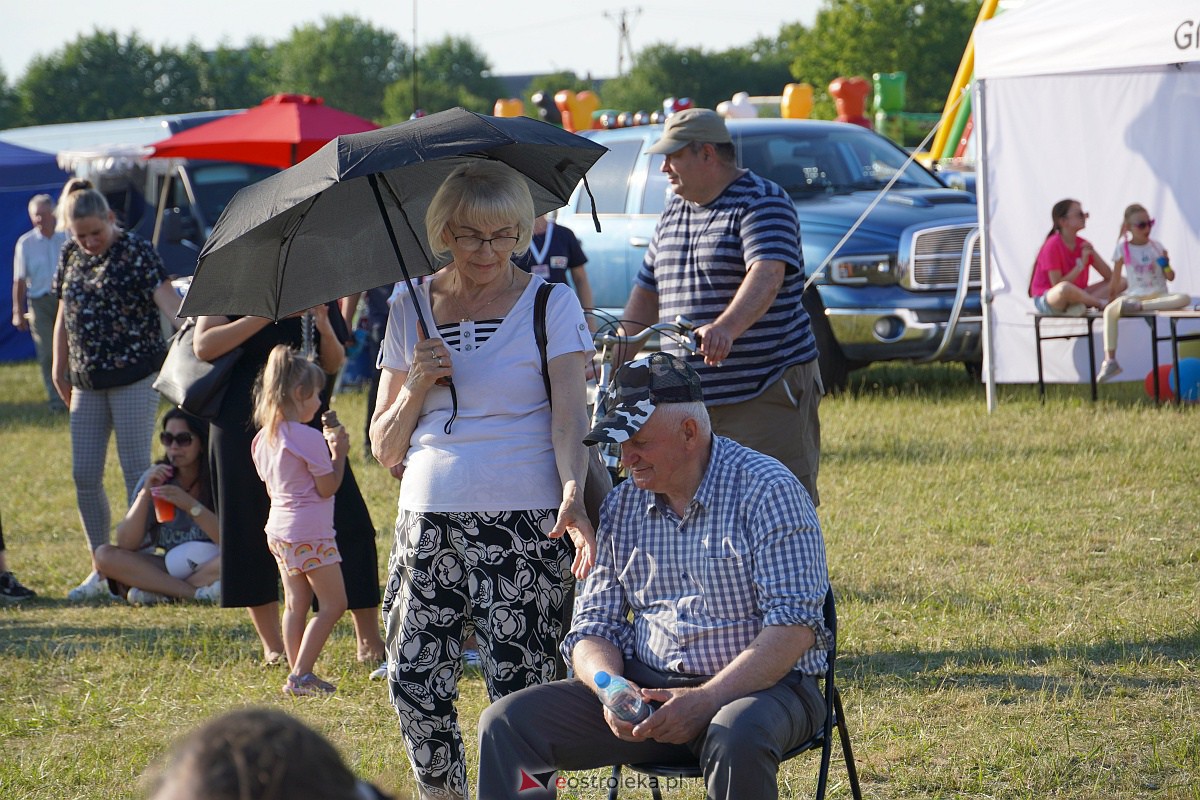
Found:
[564,435,831,677]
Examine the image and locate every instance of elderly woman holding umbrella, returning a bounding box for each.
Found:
[371,160,596,799]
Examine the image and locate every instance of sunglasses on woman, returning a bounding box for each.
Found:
[1132,219,1155,230]
[159,432,195,447]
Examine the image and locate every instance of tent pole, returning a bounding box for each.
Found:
[975,79,997,413]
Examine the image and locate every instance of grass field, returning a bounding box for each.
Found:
[2,359,1198,799]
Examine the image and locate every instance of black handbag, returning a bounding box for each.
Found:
[152,318,242,421]
[534,282,613,528]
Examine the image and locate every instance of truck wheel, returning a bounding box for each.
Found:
[802,289,850,394]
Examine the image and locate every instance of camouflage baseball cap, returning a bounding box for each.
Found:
[583,352,704,445]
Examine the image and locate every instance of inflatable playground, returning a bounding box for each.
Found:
[926,0,1002,168]
[489,75,942,148]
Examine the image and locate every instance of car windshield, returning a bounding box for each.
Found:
[642,126,943,213]
[741,128,943,198]
[186,162,278,228]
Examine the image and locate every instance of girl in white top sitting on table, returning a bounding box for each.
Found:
[251,344,349,696]
[1098,203,1191,382]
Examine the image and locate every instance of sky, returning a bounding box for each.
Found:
[7,1,822,84]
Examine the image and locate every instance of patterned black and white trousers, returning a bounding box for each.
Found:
[383,508,573,800]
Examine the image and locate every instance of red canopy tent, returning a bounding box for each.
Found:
[149,93,379,169]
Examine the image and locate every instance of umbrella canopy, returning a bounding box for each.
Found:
[179,107,608,321]
[148,93,379,169]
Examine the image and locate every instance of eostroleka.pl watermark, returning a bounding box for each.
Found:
[554,773,683,792]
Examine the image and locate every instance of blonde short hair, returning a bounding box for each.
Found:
[425,161,534,261]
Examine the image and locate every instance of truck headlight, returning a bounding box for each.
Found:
[829,255,898,285]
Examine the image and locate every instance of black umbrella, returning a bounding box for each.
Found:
[178,107,608,324]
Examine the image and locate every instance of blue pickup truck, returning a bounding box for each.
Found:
[556,118,982,390]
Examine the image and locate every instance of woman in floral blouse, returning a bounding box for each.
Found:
[51,179,183,601]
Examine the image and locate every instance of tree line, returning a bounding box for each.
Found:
[0,1,980,130]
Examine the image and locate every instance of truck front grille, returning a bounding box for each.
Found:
[907,225,981,290]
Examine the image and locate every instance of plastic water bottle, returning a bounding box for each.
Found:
[594,671,651,723]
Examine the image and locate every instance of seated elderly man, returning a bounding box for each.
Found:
[477,352,831,800]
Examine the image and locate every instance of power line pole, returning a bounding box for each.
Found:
[412,0,420,113]
[603,7,642,77]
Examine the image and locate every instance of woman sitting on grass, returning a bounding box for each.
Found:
[94,409,220,605]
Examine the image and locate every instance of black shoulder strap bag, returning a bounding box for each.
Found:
[533,282,613,529]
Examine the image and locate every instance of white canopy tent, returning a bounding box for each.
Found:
[975,0,1200,406]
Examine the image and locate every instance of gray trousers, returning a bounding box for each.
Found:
[476,664,824,800]
[28,293,60,407]
[70,374,159,552]
[707,359,822,505]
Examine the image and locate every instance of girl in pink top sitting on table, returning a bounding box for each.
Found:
[1030,198,1122,316]
[251,345,349,697]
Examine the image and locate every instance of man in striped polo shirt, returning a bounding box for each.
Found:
[621,108,822,504]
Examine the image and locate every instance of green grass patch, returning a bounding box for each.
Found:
[2,359,1198,798]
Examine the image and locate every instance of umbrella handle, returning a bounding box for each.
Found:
[367,174,432,338]
[368,173,458,433]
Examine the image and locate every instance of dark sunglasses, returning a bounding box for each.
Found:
[159,432,195,447]
[1132,219,1155,230]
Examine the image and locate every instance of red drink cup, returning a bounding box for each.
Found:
[152,493,175,523]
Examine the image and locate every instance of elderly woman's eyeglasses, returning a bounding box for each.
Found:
[160,432,195,447]
[452,234,519,252]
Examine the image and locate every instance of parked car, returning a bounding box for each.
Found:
[556,118,983,390]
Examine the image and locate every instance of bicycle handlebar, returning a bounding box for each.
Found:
[591,315,699,354]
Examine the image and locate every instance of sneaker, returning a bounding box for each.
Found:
[193,580,221,603]
[1064,303,1087,317]
[1098,359,1123,383]
[127,587,171,606]
[67,570,119,602]
[283,672,336,696]
[369,661,388,681]
[0,571,36,602]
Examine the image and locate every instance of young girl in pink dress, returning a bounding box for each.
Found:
[251,345,349,696]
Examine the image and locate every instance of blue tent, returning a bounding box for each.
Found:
[0,140,70,362]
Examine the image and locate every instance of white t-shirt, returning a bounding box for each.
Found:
[379,275,593,513]
[1112,238,1169,298]
[14,228,67,299]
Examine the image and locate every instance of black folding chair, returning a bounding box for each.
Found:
[607,588,863,800]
